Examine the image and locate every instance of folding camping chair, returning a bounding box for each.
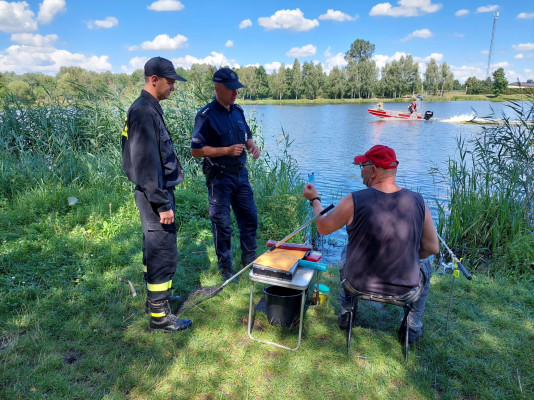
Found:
[342,279,423,362]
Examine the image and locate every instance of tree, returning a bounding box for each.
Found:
[492,68,508,96]
[269,64,287,100]
[7,80,32,102]
[358,60,378,98]
[345,39,375,64]
[346,61,360,99]
[423,59,440,95]
[289,59,302,100]
[439,62,454,96]
[327,67,346,99]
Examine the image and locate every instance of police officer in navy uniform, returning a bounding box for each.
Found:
[122,56,192,332]
[191,68,260,280]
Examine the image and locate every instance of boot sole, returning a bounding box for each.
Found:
[149,323,192,333]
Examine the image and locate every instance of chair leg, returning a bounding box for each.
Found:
[403,306,411,362]
[346,297,357,351]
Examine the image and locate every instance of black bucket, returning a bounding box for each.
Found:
[263,285,303,327]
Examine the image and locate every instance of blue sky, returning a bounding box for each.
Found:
[0,0,532,83]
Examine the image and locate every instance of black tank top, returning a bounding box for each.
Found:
[344,187,425,296]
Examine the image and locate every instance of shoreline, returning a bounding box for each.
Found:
[240,93,528,106]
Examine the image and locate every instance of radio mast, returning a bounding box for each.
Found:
[486,11,499,78]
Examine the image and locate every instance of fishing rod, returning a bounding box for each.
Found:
[436,233,472,330]
[437,233,472,280]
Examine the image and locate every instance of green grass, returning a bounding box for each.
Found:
[1,170,533,399]
[1,91,533,399]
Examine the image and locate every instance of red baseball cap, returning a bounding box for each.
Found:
[353,145,399,169]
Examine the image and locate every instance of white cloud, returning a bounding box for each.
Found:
[373,51,444,73]
[476,5,499,13]
[11,33,58,46]
[370,0,442,17]
[147,0,184,12]
[318,9,356,22]
[239,19,252,29]
[121,57,149,73]
[0,1,37,33]
[286,44,317,58]
[491,61,509,69]
[422,52,444,62]
[513,43,534,51]
[517,13,534,19]
[0,44,111,74]
[225,40,233,48]
[264,61,282,74]
[323,47,347,74]
[454,33,464,38]
[128,34,188,51]
[258,9,319,31]
[450,64,485,83]
[515,54,524,59]
[401,28,433,41]
[87,17,118,29]
[172,52,239,70]
[455,9,469,17]
[37,0,66,24]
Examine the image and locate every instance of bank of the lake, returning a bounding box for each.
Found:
[240,92,528,106]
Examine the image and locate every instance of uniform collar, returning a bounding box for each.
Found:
[141,90,164,116]
[212,97,234,114]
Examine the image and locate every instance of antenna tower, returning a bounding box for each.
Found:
[486,11,499,78]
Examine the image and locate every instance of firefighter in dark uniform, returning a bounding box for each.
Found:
[191,68,260,280]
[121,56,192,332]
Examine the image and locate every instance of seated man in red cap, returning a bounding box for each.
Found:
[303,144,439,343]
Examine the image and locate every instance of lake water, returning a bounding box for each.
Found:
[246,100,519,263]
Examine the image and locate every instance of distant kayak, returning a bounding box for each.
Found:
[368,108,434,120]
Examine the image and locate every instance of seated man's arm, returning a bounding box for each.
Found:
[419,201,440,259]
[303,185,353,235]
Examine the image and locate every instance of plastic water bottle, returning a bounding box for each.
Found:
[308,172,315,184]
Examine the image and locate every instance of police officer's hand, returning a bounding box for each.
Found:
[248,144,260,160]
[159,209,174,225]
[227,144,246,156]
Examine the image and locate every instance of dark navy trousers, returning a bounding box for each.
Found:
[207,168,257,269]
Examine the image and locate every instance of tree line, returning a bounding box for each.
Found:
[0,39,519,103]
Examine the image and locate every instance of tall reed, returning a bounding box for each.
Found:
[436,96,534,278]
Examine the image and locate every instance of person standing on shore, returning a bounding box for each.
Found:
[121,56,192,332]
[191,68,260,280]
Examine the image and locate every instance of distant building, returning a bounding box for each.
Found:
[508,82,534,89]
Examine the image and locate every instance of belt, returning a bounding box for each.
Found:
[219,164,244,173]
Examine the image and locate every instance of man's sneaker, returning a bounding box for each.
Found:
[338,311,355,330]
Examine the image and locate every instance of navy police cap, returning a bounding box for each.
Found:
[212,67,245,90]
[144,57,186,82]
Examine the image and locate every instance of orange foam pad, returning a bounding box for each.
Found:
[253,249,305,272]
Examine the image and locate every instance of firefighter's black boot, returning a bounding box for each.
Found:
[148,299,192,332]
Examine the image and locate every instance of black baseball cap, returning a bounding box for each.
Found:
[144,57,186,81]
[212,67,245,90]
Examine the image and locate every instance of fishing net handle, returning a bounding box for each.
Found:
[269,204,334,252]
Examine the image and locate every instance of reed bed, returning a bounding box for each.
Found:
[434,97,534,278]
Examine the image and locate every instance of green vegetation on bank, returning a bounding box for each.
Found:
[1,88,533,399]
[1,39,530,104]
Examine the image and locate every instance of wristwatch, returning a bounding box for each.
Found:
[309,197,321,206]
